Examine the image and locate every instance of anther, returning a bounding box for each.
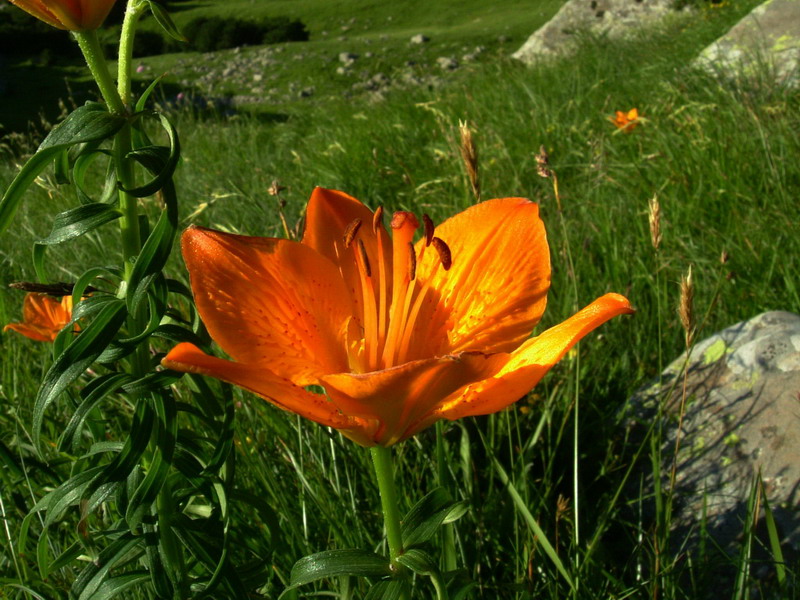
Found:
[407,242,417,281]
[422,214,435,247]
[343,218,362,248]
[373,205,384,234]
[357,239,371,277]
[431,237,452,270]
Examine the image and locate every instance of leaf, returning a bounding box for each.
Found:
[491,456,575,590]
[395,549,438,576]
[59,373,132,453]
[147,0,187,42]
[401,487,465,548]
[364,580,409,600]
[123,113,180,198]
[288,549,392,589]
[126,174,178,313]
[37,203,122,245]
[92,572,150,600]
[33,299,127,453]
[0,103,126,235]
[72,535,143,600]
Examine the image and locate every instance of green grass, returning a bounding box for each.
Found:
[1,0,799,598]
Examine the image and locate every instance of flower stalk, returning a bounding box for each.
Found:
[370,445,405,563]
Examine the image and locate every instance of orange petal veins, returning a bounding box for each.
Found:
[413,198,550,356]
[429,293,634,422]
[162,342,378,445]
[181,227,352,385]
[321,351,506,446]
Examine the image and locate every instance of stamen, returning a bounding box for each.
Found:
[373,205,384,234]
[357,239,371,277]
[343,218,362,248]
[422,214,435,246]
[432,237,452,270]
[407,242,417,281]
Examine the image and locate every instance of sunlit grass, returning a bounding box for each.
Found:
[1,0,797,597]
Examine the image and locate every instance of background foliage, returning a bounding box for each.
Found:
[1,0,797,598]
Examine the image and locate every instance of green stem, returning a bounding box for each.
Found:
[435,422,457,571]
[73,31,126,115]
[117,0,146,108]
[370,446,404,562]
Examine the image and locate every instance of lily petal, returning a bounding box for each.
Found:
[427,293,634,423]
[162,342,378,444]
[302,187,393,328]
[9,0,67,28]
[181,226,352,385]
[414,198,550,356]
[3,323,56,342]
[321,351,506,446]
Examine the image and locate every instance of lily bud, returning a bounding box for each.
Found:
[7,0,117,31]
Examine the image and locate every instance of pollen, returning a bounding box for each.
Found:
[432,237,452,270]
[343,218,362,248]
[422,214,435,246]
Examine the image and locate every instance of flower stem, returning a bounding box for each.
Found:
[117,0,146,108]
[370,445,404,562]
[73,31,126,115]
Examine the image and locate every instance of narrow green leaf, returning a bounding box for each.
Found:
[126,179,178,312]
[135,75,167,114]
[0,103,126,235]
[289,550,392,586]
[33,299,127,453]
[59,373,131,453]
[395,549,437,575]
[491,456,575,590]
[124,113,180,198]
[147,0,187,42]
[92,572,150,600]
[760,476,787,588]
[401,487,460,548]
[72,535,142,600]
[364,580,408,600]
[47,541,83,575]
[37,203,122,245]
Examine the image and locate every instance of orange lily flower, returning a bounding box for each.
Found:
[163,188,633,446]
[7,0,116,31]
[4,293,73,342]
[610,108,640,132]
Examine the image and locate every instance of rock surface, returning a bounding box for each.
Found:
[695,0,800,85]
[513,0,678,63]
[627,311,800,580]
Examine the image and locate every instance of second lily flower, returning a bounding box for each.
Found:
[163,188,633,446]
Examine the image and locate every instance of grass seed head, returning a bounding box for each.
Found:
[648,194,662,250]
[679,265,695,347]
[458,120,480,201]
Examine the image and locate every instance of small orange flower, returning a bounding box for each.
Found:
[163,188,633,446]
[4,293,73,342]
[7,0,117,31]
[610,108,640,132]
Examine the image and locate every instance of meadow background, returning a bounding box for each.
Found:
[1,0,798,598]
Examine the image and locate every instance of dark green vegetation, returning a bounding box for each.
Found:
[1,0,798,598]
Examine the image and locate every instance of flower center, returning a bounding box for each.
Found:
[343,209,451,372]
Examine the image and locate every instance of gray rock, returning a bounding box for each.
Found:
[513,0,679,64]
[695,0,800,85]
[299,86,315,98]
[436,56,459,70]
[339,52,359,65]
[627,311,800,583]
[410,34,430,44]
